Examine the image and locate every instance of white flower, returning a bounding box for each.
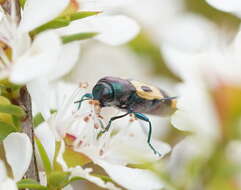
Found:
[0,0,139,84]
[35,82,169,190]
[0,1,80,84]
[160,12,241,183]
[0,132,32,189]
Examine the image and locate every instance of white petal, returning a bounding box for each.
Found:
[108,133,171,165]
[19,0,69,33]
[205,0,241,17]
[3,133,33,181]
[12,33,31,60]
[96,160,163,190]
[70,166,121,190]
[27,78,51,120]
[0,178,18,190]
[47,42,81,81]
[0,161,17,190]
[171,82,219,139]
[161,14,217,52]
[10,31,62,84]
[161,43,203,80]
[0,161,7,181]
[63,185,74,190]
[0,10,3,21]
[35,122,56,165]
[57,15,140,45]
[56,140,68,170]
[70,44,151,85]
[94,15,140,45]
[167,136,209,181]
[78,0,127,11]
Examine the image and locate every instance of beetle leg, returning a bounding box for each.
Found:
[97,111,131,138]
[134,112,162,156]
[74,93,93,109]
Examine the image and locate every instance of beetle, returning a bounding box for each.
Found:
[75,76,177,156]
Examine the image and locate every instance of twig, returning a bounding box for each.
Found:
[19,87,40,182]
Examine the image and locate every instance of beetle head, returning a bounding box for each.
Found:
[92,82,114,107]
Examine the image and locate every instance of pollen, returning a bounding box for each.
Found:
[84,116,90,122]
[78,140,83,147]
[79,82,89,88]
[89,100,94,105]
[94,123,99,129]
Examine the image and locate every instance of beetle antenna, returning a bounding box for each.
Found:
[161,96,178,101]
[74,93,93,109]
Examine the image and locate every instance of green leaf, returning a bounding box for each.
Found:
[33,113,45,128]
[47,171,70,189]
[62,32,98,44]
[12,115,21,131]
[62,145,91,168]
[68,176,84,183]
[30,18,70,37]
[17,179,47,190]
[69,11,101,21]
[30,11,100,37]
[0,104,26,118]
[0,121,17,141]
[93,174,113,183]
[19,0,26,8]
[35,137,52,174]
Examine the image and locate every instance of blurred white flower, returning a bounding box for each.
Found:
[35,82,169,190]
[160,14,218,52]
[161,12,241,182]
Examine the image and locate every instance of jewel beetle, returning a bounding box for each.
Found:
[75,76,177,156]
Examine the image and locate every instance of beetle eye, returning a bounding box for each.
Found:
[92,83,114,104]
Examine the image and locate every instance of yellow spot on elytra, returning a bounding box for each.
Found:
[130,80,164,100]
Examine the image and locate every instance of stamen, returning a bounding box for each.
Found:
[77,140,83,147]
[99,149,104,156]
